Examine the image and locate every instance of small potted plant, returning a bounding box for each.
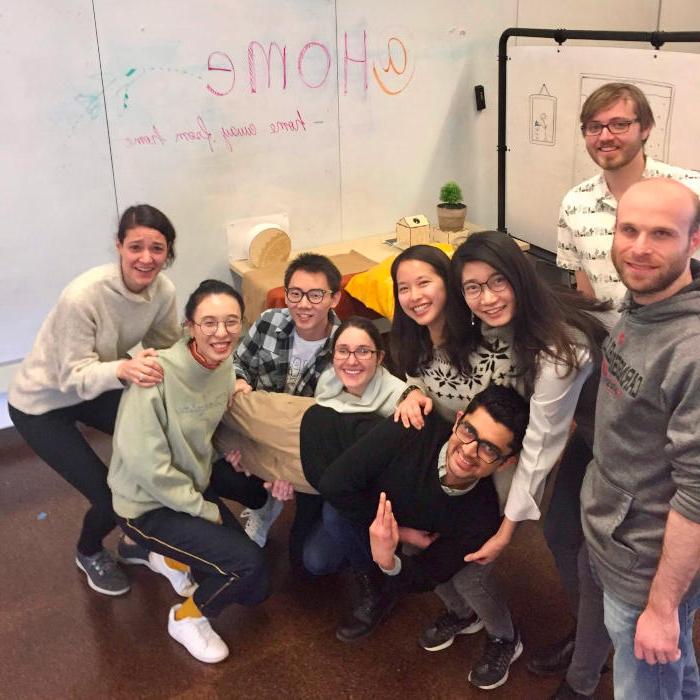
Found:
[437,181,467,232]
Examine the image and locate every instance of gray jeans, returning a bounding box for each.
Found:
[565,544,613,696]
[434,561,514,640]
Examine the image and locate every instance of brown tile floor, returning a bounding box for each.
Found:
[2,423,666,700]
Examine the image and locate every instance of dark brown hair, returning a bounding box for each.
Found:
[117,204,176,265]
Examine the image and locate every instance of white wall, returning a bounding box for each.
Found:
[3,0,700,428]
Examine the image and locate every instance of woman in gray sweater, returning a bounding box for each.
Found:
[8,204,181,597]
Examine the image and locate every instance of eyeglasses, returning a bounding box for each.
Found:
[334,346,378,361]
[285,287,333,304]
[192,318,242,335]
[581,118,639,136]
[453,420,510,464]
[462,273,509,299]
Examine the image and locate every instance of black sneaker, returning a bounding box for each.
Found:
[75,549,130,596]
[419,610,484,651]
[527,630,575,676]
[117,535,151,566]
[468,628,523,690]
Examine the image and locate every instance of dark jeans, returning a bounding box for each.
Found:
[9,391,123,556]
[307,502,373,573]
[118,489,268,617]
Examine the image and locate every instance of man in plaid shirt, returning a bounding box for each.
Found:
[232,253,342,553]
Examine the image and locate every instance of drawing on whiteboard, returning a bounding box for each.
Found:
[529,84,556,146]
[574,75,674,180]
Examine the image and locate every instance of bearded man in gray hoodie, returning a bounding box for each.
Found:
[581,177,700,699]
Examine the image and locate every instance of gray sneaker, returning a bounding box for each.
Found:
[75,549,130,596]
[419,610,484,651]
[241,496,284,547]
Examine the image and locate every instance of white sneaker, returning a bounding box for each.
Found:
[148,553,198,597]
[168,605,229,663]
[241,496,284,547]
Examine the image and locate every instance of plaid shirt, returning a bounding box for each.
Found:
[233,307,341,397]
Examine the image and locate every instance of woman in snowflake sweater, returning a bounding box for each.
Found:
[391,237,609,560]
[389,237,609,669]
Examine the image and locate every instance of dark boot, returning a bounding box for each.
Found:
[527,630,575,676]
[548,679,592,699]
[336,569,396,642]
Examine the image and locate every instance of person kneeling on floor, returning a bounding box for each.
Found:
[301,384,528,690]
[108,280,269,663]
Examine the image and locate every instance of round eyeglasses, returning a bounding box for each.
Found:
[192,319,241,336]
[462,273,509,299]
[285,288,332,304]
[453,420,510,464]
[581,118,639,136]
[334,346,378,361]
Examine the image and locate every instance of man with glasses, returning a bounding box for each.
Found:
[231,253,342,549]
[531,83,700,699]
[557,82,700,306]
[303,384,528,690]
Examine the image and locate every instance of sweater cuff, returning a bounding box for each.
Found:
[379,554,402,576]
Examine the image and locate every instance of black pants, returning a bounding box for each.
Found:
[118,489,269,617]
[542,426,591,618]
[209,456,325,569]
[9,391,123,556]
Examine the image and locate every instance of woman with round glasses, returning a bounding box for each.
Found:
[448,231,610,564]
[388,236,610,670]
[8,204,181,597]
[392,236,609,557]
[108,279,268,664]
[213,315,406,567]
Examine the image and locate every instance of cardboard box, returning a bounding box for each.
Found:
[429,227,469,246]
[396,214,430,246]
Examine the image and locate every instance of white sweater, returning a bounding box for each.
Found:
[9,263,181,414]
[409,324,592,522]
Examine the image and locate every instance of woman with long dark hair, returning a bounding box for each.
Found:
[391,235,609,689]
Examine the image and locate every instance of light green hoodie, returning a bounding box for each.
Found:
[109,337,233,524]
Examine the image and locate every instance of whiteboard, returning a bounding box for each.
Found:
[505,46,700,252]
[2,0,475,364]
[0,1,117,362]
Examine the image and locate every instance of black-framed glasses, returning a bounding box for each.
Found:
[334,346,378,361]
[285,287,333,304]
[453,420,511,464]
[462,273,509,299]
[192,318,242,336]
[581,118,639,136]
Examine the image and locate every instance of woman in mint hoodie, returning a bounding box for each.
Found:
[109,279,268,664]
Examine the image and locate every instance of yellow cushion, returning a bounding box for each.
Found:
[345,243,454,319]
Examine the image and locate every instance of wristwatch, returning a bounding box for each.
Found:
[398,384,422,403]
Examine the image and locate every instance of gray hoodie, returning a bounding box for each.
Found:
[582,261,700,608]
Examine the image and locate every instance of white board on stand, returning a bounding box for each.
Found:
[505,46,700,253]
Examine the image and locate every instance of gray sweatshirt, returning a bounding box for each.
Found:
[582,262,700,608]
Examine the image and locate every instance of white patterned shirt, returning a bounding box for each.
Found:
[556,158,700,306]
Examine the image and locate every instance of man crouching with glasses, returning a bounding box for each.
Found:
[300,384,528,691]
